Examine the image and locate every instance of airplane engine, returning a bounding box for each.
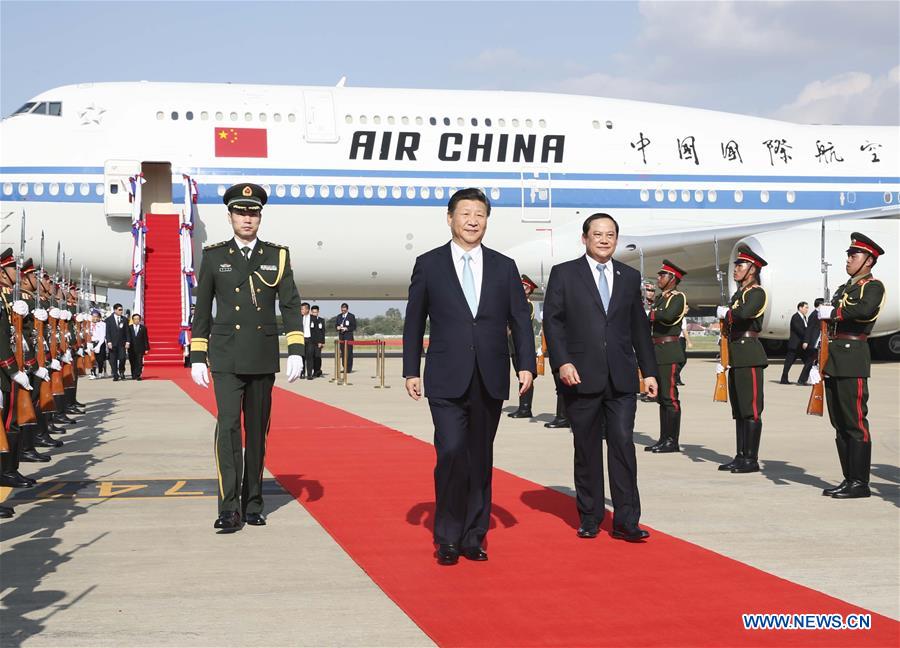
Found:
[733,219,899,360]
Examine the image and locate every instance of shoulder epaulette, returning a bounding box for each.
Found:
[261,240,288,250]
[203,240,230,251]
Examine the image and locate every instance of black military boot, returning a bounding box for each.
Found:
[732,420,761,473]
[507,385,533,418]
[65,388,84,414]
[718,420,744,471]
[822,435,851,496]
[646,408,666,451]
[20,425,51,463]
[53,394,75,424]
[544,394,570,428]
[0,431,36,487]
[0,504,13,518]
[832,439,871,499]
[653,410,681,453]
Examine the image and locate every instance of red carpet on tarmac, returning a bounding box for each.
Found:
[154,367,899,647]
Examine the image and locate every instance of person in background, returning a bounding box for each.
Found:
[797,297,825,386]
[90,309,106,379]
[105,303,127,381]
[126,313,150,381]
[336,303,356,373]
[508,275,538,419]
[310,305,325,377]
[300,303,315,380]
[780,301,809,384]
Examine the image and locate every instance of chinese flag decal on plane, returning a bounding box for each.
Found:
[214,127,268,158]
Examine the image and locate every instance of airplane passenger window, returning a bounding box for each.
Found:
[262,184,271,195]
[415,116,423,125]
[156,111,164,120]
[320,186,330,198]
[681,190,690,202]
[290,185,300,198]
[201,111,209,120]
[273,113,282,122]
[498,118,506,127]
[667,190,676,202]
[472,118,479,126]
[592,120,600,129]
[485,118,491,127]
[435,187,445,200]
[171,112,179,120]
[287,114,296,122]
[378,186,388,199]
[345,115,353,123]
[185,111,193,120]
[374,116,382,125]
[420,187,430,199]
[654,189,663,202]
[18,183,29,196]
[14,102,36,114]
[406,186,416,199]
[525,119,533,127]
[65,183,75,195]
[734,190,743,203]
[457,117,464,126]
[512,119,520,127]
[275,185,286,198]
[349,186,359,199]
[694,190,703,202]
[401,116,409,125]
[606,121,613,129]
[49,102,62,116]
[305,185,315,198]
[786,191,795,204]
[443,117,450,126]
[884,192,893,204]
[760,190,769,203]
[244,112,252,122]
[34,183,44,196]
[360,115,368,124]
[388,116,395,125]
[429,117,436,126]
[230,112,238,121]
[95,184,104,196]
[217,185,226,196]
[4,183,13,195]
[539,119,546,128]
[80,183,89,196]
[259,113,267,122]
[708,189,717,202]
[216,112,223,120]
[640,189,649,202]
[50,183,60,195]
[490,187,500,200]
[334,186,345,198]
[363,186,373,199]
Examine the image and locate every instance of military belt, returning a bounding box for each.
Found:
[729,331,759,341]
[652,335,680,345]
[833,333,868,341]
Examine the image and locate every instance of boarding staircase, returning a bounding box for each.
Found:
[141,213,185,367]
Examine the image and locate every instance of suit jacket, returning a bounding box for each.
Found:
[312,316,326,344]
[788,312,807,350]
[543,256,657,394]
[403,242,536,401]
[126,324,150,355]
[805,310,821,349]
[105,314,127,348]
[336,312,356,340]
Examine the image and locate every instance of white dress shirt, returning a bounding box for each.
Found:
[450,240,483,304]
[91,321,106,344]
[302,314,311,337]
[585,254,615,296]
[234,237,258,257]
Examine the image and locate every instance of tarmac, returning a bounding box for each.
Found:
[1,357,898,647]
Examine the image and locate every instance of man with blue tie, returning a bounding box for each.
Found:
[543,213,658,542]
[403,188,536,566]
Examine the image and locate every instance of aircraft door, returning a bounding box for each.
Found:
[521,169,551,222]
[304,90,339,143]
[103,159,140,217]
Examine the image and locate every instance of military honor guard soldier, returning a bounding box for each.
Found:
[716,246,768,474]
[645,260,688,454]
[190,182,306,532]
[508,274,538,419]
[814,232,885,499]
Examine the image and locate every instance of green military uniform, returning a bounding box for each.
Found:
[719,246,768,474]
[646,260,688,453]
[820,233,885,499]
[508,275,537,419]
[190,183,304,528]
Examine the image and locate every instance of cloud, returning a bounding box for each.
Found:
[772,66,900,125]
[549,72,694,105]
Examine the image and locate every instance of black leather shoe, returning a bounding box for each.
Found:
[34,435,63,448]
[462,547,488,561]
[651,438,680,453]
[213,511,242,533]
[54,414,76,424]
[47,422,67,434]
[612,525,650,542]
[16,471,37,487]
[822,480,849,496]
[244,512,267,526]
[67,406,85,415]
[644,439,664,452]
[136,377,142,381]
[74,400,86,407]
[21,449,51,463]
[113,377,120,382]
[576,523,599,539]
[507,409,533,419]
[831,480,870,499]
[306,375,314,380]
[544,418,570,428]
[436,544,460,565]
[1,471,32,488]
[0,505,13,519]
[779,379,790,385]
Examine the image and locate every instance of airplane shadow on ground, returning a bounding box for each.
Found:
[0,397,115,648]
[406,501,518,550]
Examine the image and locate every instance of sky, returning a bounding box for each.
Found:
[2,0,898,315]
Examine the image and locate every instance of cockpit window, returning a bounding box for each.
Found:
[11,101,62,116]
[14,102,36,114]
[49,102,62,116]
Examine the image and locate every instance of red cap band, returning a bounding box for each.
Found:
[736,252,762,268]
[660,264,683,279]
[850,240,880,256]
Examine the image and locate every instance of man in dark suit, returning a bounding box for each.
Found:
[543,213,658,543]
[798,297,825,385]
[403,188,535,566]
[336,302,356,373]
[780,301,809,384]
[310,305,325,377]
[105,303,127,381]
[300,303,316,380]
[125,313,150,380]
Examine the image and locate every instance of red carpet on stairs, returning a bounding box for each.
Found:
[154,366,899,647]
[142,214,185,366]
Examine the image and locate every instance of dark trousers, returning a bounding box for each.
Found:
[93,344,107,375]
[728,366,764,421]
[564,385,640,529]
[212,372,276,515]
[675,337,687,383]
[108,344,126,378]
[303,344,316,378]
[129,350,144,378]
[339,339,354,373]
[825,376,870,443]
[657,362,681,415]
[427,365,502,548]
[798,348,816,384]
[780,346,802,382]
[312,344,323,375]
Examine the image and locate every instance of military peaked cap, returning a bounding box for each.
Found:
[223,183,267,210]
[847,232,884,258]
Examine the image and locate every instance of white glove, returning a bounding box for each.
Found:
[75,313,84,322]
[0,391,3,410]
[817,305,834,320]
[33,308,48,321]
[808,366,822,385]
[716,306,730,320]
[286,355,303,382]
[13,371,32,390]
[49,307,60,319]
[715,362,726,374]
[191,362,210,388]
[77,348,85,357]
[12,300,29,316]
[50,359,62,371]
[35,367,50,381]
[63,349,73,363]
[536,348,543,357]
[93,342,102,353]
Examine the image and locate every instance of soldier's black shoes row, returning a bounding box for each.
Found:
[577,519,599,538]
[651,438,680,453]
[0,505,13,519]
[244,512,266,526]
[436,544,460,565]
[544,417,570,428]
[611,525,651,542]
[647,410,681,453]
[823,438,871,499]
[462,547,488,561]
[214,511,242,533]
[21,448,51,463]
[507,408,533,419]
[1,471,35,488]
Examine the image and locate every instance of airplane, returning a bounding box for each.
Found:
[1,81,898,359]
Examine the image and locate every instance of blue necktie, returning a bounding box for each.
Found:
[462,253,478,316]
[597,263,610,310]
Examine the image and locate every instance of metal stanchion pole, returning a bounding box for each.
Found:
[342,340,352,386]
[380,340,390,389]
[330,339,341,384]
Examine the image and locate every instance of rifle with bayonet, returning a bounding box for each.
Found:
[807,219,831,416]
[12,212,37,425]
[713,237,730,403]
[637,246,648,394]
[49,243,65,397]
[60,252,75,390]
[75,265,88,376]
[35,231,55,413]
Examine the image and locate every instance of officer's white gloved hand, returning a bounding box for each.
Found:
[536,348,543,357]
[0,390,3,410]
[286,355,303,382]
[50,359,62,371]
[77,348,84,356]
[817,305,834,320]
[716,306,730,320]
[12,300,29,316]
[808,366,822,385]
[33,308,48,321]
[715,362,726,374]
[49,307,60,319]
[13,371,32,390]
[191,362,210,388]
[35,367,50,381]
[62,349,73,363]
